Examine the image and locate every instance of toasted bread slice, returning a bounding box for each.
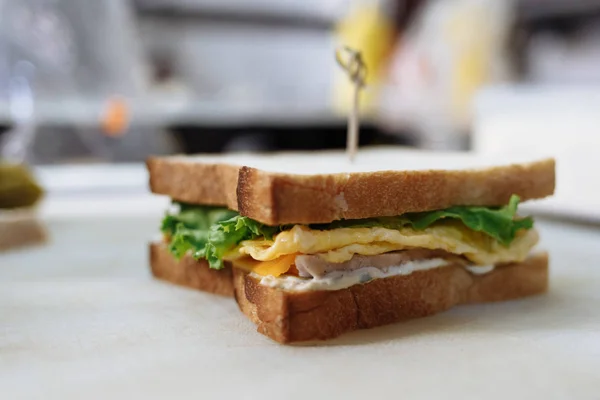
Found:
[149,242,234,297]
[233,253,548,343]
[147,148,555,225]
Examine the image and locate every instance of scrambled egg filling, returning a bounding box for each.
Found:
[226,221,539,277]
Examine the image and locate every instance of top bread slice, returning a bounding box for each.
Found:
[147,147,555,225]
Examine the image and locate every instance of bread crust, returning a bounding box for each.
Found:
[147,157,239,207]
[148,154,555,225]
[149,242,233,297]
[233,253,549,343]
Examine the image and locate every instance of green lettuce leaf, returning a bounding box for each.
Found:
[197,216,285,269]
[404,195,533,246]
[160,203,238,261]
[160,195,533,270]
[161,204,283,269]
[311,195,532,246]
[168,226,209,259]
[161,204,238,236]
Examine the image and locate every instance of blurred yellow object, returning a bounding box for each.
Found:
[0,163,44,209]
[446,6,493,125]
[377,0,513,137]
[102,97,129,137]
[333,3,394,115]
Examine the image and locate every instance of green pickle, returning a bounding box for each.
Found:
[0,162,44,209]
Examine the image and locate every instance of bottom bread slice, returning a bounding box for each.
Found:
[233,253,549,343]
[149,242,234,297]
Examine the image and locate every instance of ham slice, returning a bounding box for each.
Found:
[295,249,468,278]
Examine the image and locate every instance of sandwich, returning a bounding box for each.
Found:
[147,148,555,343]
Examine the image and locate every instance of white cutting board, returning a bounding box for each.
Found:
[1,194,599,400]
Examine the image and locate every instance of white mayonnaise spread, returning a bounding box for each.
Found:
[464,265,495,275]
[256,258,450,292]
[256,259,499,292]
[167,203,181,214]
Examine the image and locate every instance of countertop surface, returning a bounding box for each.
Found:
[1,202,600,399]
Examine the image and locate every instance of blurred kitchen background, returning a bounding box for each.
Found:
[1,0,600,221]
